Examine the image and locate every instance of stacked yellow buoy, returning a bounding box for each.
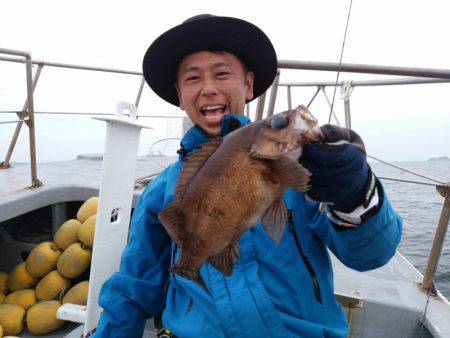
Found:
[0,196,97,336]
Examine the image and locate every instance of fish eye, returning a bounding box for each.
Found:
[270,115,289,130]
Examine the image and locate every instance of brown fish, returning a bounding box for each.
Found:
[158,105,323,289]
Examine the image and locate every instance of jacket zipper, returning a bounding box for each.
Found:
[288,209,323,304]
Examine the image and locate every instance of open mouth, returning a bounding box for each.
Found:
[200,104,227,124]
[276,141,299,153]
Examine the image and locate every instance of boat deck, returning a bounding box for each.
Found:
[1,156,449,337]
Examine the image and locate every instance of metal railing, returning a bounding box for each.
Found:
[0,51,184,189]
[0,48,41,188]
[1,48,449,294]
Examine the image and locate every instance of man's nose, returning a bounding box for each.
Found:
[200,77,218,97]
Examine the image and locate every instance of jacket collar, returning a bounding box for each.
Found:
[178,114,251,160]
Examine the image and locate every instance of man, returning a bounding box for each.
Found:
[95,15,402,338]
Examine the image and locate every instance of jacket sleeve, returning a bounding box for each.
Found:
[94,173,172,338]
[307,182,403,272]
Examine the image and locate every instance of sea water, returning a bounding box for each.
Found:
[371,160,450,298]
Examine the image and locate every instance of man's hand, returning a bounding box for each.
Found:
[299,125,372,213]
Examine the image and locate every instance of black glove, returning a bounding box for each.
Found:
[299,124,372,213]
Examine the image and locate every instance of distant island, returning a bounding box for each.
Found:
[428,156,450,162]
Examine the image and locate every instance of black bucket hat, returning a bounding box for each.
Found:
[142,14,278,106]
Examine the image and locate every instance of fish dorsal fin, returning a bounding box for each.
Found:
[262,198,288,244]
[174,138,222,203]
[158,203,184,246]
[274,157,311,192]
[207,241,240,276]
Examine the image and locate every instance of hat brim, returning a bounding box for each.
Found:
[142,16,278,106]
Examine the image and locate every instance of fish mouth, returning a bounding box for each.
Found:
[200,104,227,124]
[276,141,300,153]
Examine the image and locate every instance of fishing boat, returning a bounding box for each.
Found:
[1,47,450,338]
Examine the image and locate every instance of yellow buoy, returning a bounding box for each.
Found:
[54,219,82,250]
[0,304,25,336]
[3,289,36,311]
[25,242,62,278]
[62,281,89,305]
[78,214,96,248]
[7,263,38,292]
[57,243,91,279]
[35,271,71,301]
[26,300,64,335]
[0,273,8,295]
[76,197,99,223]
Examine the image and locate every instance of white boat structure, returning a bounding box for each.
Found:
[1,47,450,338]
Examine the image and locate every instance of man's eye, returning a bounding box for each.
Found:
[186,76,199,82]
[216,72,229,77]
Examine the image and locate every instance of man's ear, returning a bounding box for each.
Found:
[245,71,255,102]
[175,83,184,110]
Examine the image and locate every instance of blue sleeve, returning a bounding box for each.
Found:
[307,183,403,272]
[94,173,172,338]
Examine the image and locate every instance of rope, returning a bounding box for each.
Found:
[328,0,354,123]
[368,155,446,184]
[340,80,354,100]
[320,87,341,126]
[420,286,433,338]
[378,176,443,187]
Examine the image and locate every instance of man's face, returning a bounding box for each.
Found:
[176,51,254,136]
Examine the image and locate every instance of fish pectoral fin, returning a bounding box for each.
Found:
[274,156,311,192]
[174,138,222,203]
[171,261,210,294]
[207,242,239,276]
[158,203,183,246]
[262,198,288,244]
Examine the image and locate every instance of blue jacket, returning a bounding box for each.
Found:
[95,116,402,338]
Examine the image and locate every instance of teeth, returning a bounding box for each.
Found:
[202,104,225,112]
[278,142,297,152]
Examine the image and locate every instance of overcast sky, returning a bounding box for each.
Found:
[1,0,449,163]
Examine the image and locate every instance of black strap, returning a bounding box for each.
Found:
[154,244,178,332]
[288,210,322,304]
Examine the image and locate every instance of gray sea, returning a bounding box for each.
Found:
[370,160,450,298]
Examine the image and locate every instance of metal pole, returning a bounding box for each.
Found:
[344,98,351,129]
[4,54,450,82]
[134,77,145,109]
[287,85,292,110]
[320,87,341,126]
[25,55,42,188]
[341,82,353,129]
[277,60,450,80]
[278,77,450,87]
[306,86,321,108]
[0,55,142,76]
[0,120,29,124]
[0,111,184,118]
[255,91,267,120]
[421,185,450,292]
[1,64,43,169]
[267,70,280,117]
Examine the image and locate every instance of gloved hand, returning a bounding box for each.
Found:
[299,124,372,213]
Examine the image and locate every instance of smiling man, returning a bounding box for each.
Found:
[94,15,402,338]
[176,51,254,136]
